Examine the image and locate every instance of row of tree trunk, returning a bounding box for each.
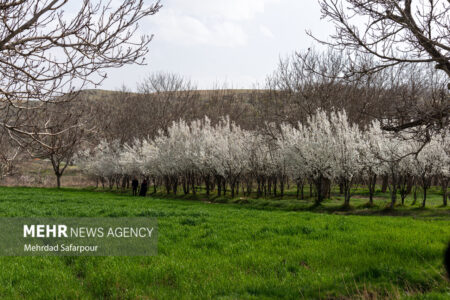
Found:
[93,173,448,208]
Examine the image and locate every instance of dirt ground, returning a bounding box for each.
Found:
[1,158,94,188]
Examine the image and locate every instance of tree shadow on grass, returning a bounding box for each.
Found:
[100,187,450,219]
[334,206,450,219]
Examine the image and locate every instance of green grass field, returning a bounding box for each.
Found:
[0,186,449,299]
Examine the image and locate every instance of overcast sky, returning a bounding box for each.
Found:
[100,0,334,91]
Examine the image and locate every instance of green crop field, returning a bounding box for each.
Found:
[0,186,449,299]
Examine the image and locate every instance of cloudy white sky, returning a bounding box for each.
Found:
[101,0,334,90]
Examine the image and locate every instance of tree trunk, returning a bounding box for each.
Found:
[172,177,178,195]
[406,176,413,194]
[422,187,427,208]
[246,178,252,196]
[182,178,188,195]
[205,176,210,196]
[343,180,351,208]
[381,175,388,193]
[263,178,267,197]
[344,188,350,208]
[56,173,62,188]
[442,178,448,206]
[121,176,128,189]
[390,184,397,208]
[165,176,170,195]
[368,174,377,205]
[273,177,277,196]
[398,175,410,206]
[280,176,284,197]
[321,178,331,199]
[412,185,417,205]
[433,176,439,187]
[257,177,261,197]
[231,181,235,198]
[314,175,324,205]
[222,180,226,196]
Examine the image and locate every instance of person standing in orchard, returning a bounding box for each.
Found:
[139,179,148,197]
[132,178,139,196]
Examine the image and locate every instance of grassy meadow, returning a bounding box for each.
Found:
[0,186,449,299]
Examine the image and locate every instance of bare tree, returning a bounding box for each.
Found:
[85,73,201,146]
[0,0,161,144]
[264,49,398,127]
[312,0,449,132]
[136,72,200,137]
[29,103,91,188]
[84,75,266,147]
[0,128,20,180]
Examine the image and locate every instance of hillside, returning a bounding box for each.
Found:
[77,88,270,102]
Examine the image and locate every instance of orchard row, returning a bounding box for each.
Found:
[76,110,449,208]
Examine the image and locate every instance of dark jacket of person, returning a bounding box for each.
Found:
[139,180,148,197]
[132,179,139,189]
[132,178,139,196]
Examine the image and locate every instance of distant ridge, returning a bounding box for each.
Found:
[76,88,270,101]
